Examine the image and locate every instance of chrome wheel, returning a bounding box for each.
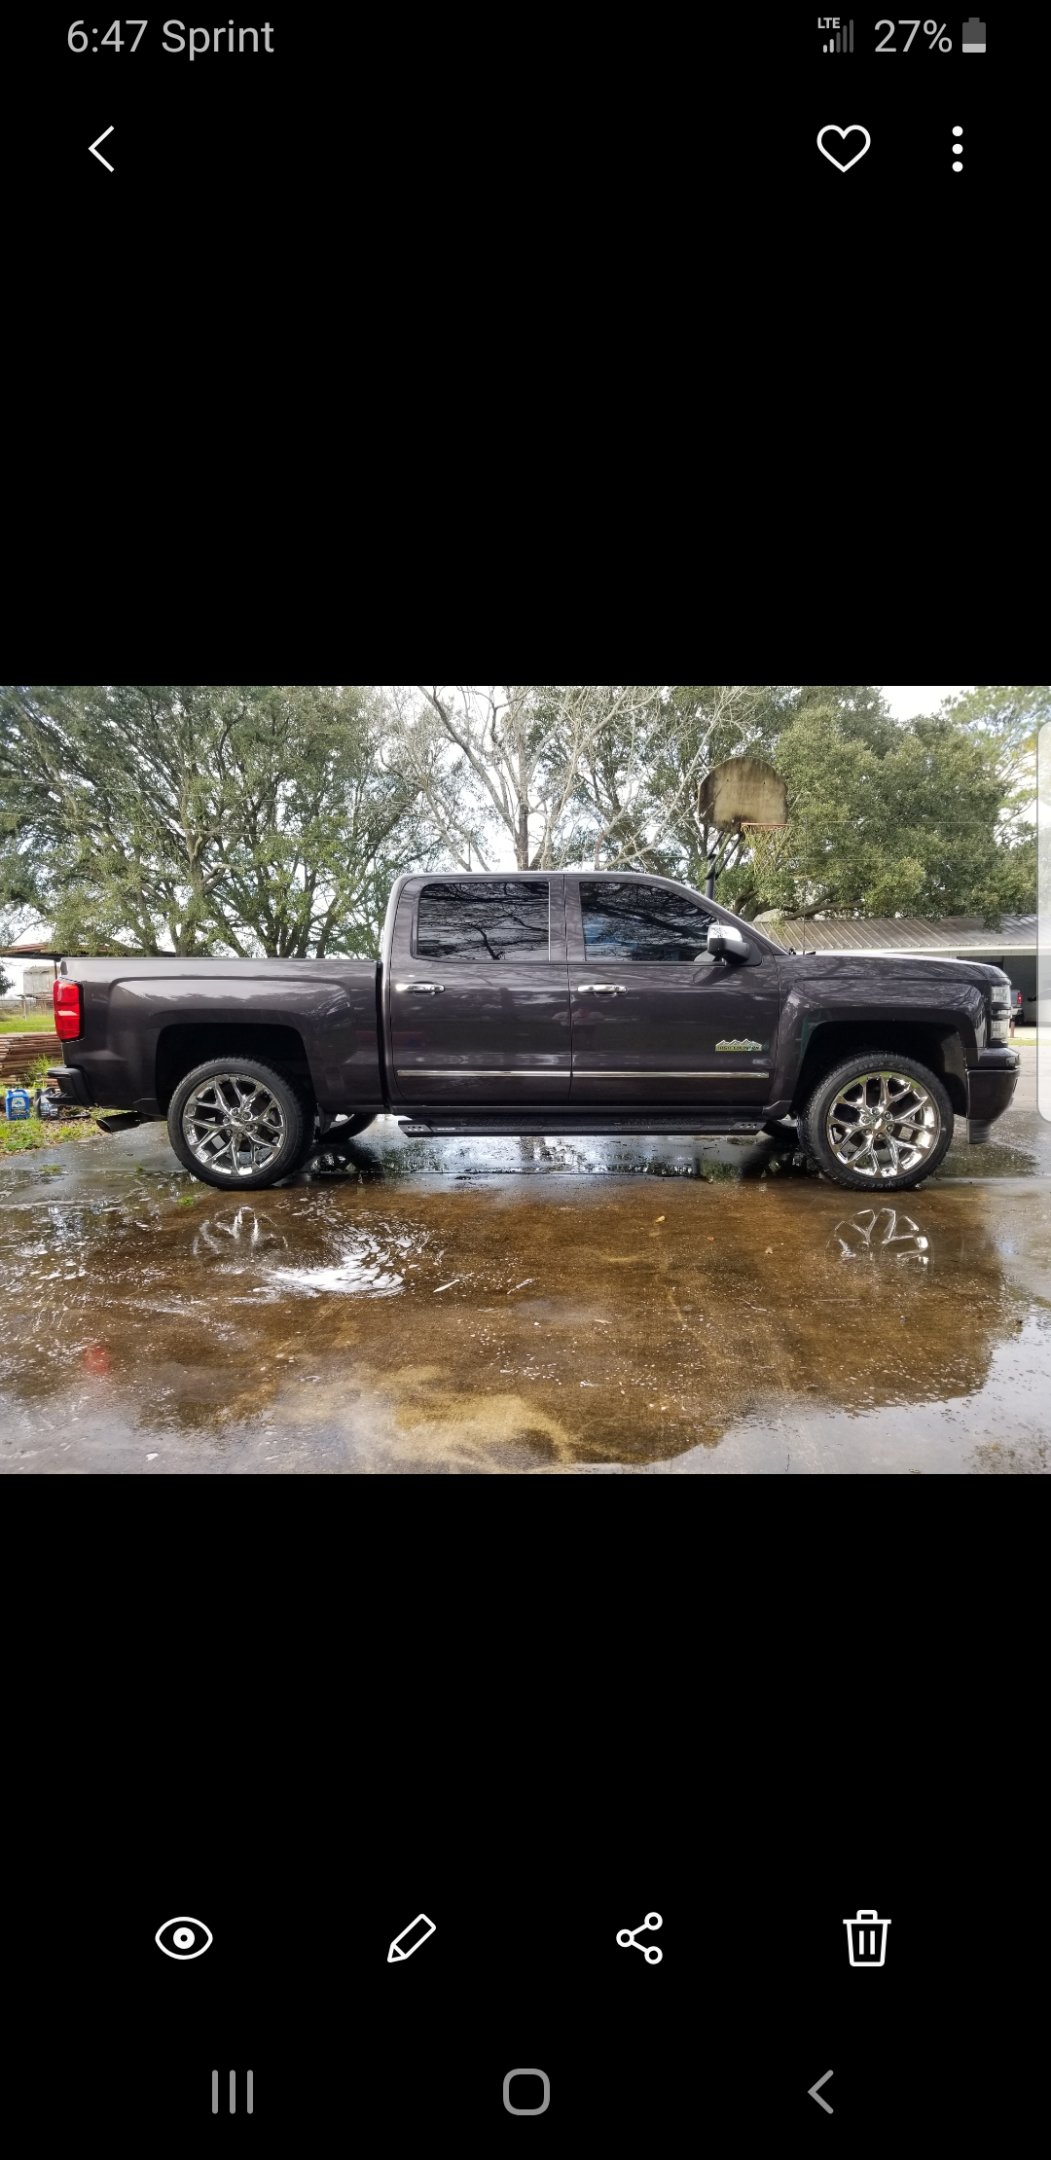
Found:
[825,1071,941,1181]
[181,1073,287,1178]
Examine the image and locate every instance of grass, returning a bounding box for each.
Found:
[0,1014,55,1032]
[1,1065,123,1155]
[0,1114,113,1155]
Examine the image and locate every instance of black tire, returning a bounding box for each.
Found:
[167,1057,311,1191]
[798,1050,954,1193]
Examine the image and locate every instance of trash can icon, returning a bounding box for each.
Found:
[844,1909,891,1966]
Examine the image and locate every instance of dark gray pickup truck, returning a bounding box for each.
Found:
[49,871,1020,1193]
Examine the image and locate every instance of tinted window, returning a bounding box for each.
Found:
[416,880,550,962]
[580,881,715,962]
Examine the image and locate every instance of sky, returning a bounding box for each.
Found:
[883,686,971,718]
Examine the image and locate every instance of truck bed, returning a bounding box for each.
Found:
[56,954,383,1116]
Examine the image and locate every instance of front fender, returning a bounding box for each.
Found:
[770,978,984,1106]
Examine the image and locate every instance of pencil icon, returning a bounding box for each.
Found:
[387,1913,436,1963]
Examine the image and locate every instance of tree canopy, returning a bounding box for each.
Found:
[0,685,423,956]
[0,683,1038,954]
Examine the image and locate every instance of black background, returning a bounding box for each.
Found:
[5,1448,1043,2159]
[12,10,1044,264]
[9,6,1041,556]
[13,1735,1040,2153]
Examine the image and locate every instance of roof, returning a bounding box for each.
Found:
[762,915,1037,954]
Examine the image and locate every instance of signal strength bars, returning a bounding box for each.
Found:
[823,20,853,50]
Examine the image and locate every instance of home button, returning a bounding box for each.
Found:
[503,2069,551,2116]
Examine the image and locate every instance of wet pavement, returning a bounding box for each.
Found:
[2,1050,1050,1472]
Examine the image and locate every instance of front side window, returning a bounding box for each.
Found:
[416,880,550,962]
[579,881,715,963]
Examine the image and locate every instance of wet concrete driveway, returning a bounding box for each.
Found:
[3,1051,1050,1472]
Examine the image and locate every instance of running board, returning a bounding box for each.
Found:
[398,1114,769,1138]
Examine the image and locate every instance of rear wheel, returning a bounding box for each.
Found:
[799,1052,953,1192]
[167,1058,311,1190]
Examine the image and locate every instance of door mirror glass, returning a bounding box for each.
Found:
[707,923,750,963]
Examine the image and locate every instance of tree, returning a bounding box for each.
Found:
[0,686,423,956]
[940,685,1046,839]
[392,685,679,872]
[942,684,1049,762]
[3,684,1036,954]
[392,685,789,878]
[585,684,790,886]
[720,691,1036,922]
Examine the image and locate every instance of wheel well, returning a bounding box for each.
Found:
[790,1022,968,1116]
[155,1024,316,1113]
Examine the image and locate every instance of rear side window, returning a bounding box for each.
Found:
[580,881,715,962]
[416,880,550,962]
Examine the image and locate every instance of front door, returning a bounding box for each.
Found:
[389,876,571,1104]
[567,878,781,1104]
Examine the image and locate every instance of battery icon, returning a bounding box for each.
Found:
[961,16,986,50]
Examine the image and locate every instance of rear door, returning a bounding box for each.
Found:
[389,876,571,1104]
[567,877,781,1104]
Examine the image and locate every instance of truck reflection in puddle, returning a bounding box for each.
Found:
[1,1153,1041,1471]
[830,1207,930,1266]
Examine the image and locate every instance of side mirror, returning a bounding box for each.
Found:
[707,924,750,963]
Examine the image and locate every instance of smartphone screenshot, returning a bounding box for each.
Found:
[6,10,1044,2147]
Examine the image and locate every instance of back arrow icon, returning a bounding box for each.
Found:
[808,2070,834,2115]
[89,127,115,172]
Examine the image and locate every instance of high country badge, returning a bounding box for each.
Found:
[716,1039,765,1053]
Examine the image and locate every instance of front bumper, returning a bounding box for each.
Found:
[967,1048,1020,1140]
[47,1064,92,1108]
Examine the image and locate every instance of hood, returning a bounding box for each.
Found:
[777,950,1009,993]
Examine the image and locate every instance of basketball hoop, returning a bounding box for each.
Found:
[698,756,787,831]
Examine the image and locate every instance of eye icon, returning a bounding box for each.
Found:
[155,1916,213,1960]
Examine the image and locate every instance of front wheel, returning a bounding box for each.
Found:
[798,1053,954,1192]
[168,1058,311,1190]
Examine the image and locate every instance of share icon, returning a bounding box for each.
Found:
[616,1911,663,1965]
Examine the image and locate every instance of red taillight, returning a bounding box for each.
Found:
[53,980,82,1041]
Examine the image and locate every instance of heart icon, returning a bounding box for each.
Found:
[817,124,871,172]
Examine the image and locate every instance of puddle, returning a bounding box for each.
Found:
[3,1081,1051,1472]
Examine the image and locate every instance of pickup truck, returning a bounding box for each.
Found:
[48,871,1020,1193]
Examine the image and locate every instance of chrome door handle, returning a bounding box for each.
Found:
[577,983,626,995]
[395,981,446,994]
